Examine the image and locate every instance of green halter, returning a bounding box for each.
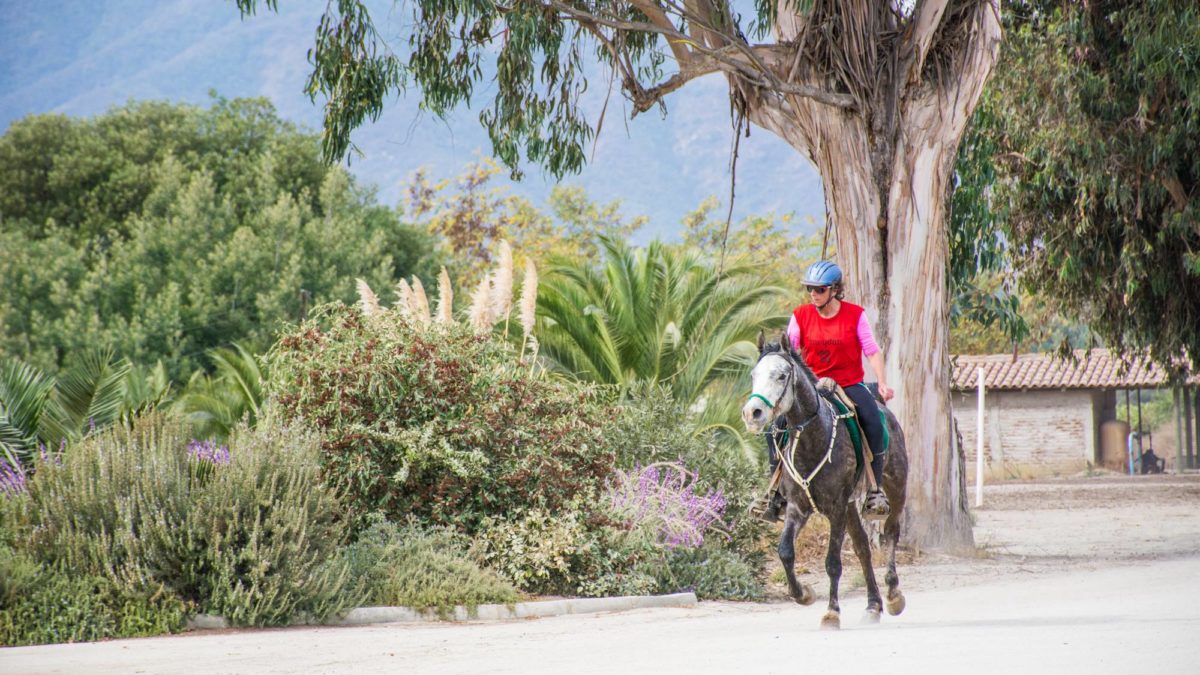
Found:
[748,393,775,409]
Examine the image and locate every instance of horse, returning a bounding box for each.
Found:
[741,331,909,629]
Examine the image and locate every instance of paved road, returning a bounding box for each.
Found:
[4,556,1197,675]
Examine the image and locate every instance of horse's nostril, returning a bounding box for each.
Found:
[752,409,761,419]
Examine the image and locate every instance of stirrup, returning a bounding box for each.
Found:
[749,490,786,523]
[862,490,890,521]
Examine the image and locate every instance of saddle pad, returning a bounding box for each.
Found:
[826,396,890,467]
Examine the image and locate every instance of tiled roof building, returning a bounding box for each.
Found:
[950,350,1198,474]
[951,350,1187,391]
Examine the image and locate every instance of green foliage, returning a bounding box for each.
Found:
[0,562,190,647]
[957,0,1200,371]
[603,384,766,559]
[406,159,647,287]
[177,343,267,441]
[0,349,156,465]
[268,303,615,533]
[650,546,764,601]
[536,237,788,447]
[679,197,823,284]
[0,97,436,380]
[9,412,358,628]
[342,518,519,612]
[476,503,593,595]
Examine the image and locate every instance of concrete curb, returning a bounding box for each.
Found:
[186,592,698,630]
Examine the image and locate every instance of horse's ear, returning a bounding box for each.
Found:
[756,330,765,354]
[779,329,791,355]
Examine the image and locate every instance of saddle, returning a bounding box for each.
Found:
[815,377,890,471]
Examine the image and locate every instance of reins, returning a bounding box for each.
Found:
[776,398,855,517]
[750,351,855,518]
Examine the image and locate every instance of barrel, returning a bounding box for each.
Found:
[1099,419,1130,471]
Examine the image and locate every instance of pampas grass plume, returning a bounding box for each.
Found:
[520,257,537,339]
[467,274,493,330]
[491,240,514,321]
[436,267,454,324]
[410,276,432,324]
[357,278,381,317]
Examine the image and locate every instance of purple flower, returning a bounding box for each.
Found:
[0,457,27,496]
[39,443,63,466]
[187,439,232,465]
[606,461,728,549]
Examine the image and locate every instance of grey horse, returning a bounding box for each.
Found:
[742,332,908,629]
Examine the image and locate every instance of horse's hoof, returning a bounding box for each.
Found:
[795,583,816,606]
[861,608,881,624]
[886,591,906,616]
[820,611,841,630]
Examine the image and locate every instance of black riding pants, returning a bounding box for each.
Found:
[845,382,887,485]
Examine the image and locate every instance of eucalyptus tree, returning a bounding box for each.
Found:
[956,0,1200,375]
[536,238,788,444]
[238,0,1003,545]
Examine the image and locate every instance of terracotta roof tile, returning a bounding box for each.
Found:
[950,350,1187,390]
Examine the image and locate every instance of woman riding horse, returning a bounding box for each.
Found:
[742,333,909,628]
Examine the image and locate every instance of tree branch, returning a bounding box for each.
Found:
[901,0,953,86]
[541,0,855,114]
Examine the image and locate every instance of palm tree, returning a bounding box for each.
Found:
[177,343,265,441]
[536,238,788,446]
[0,349,145,466]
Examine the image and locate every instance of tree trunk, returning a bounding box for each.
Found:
[748,1,1001,549]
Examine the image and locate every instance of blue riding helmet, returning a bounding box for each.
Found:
[803,260,843,286]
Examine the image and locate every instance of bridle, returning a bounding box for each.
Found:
[748,348,853,517]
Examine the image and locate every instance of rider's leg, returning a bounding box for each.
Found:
[846,383,889,516]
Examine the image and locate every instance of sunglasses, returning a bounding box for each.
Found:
[805,285,830,294]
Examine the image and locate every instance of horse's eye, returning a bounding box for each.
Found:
[777,374,786,381]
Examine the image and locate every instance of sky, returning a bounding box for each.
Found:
[0,0,827,242]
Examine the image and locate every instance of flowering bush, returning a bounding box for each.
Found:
[0,458,25,496]
[606,462,728,549]
[186,439,230,465]
[6,412,358,630]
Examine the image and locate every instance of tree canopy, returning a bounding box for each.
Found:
[957,0,1200,373]
[0,98,436,379]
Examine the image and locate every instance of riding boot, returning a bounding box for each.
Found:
[862,451,890,520]
[749,465,786,523]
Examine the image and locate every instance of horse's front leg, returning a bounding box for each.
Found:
[820,510,848,630]
[779,507,815,605]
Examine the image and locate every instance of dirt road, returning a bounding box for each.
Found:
[4,474,1198,674]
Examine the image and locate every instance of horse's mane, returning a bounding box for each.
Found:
[760,340,818,387]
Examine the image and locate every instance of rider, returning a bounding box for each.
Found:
[779,260,894,518]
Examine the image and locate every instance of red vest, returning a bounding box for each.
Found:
[793,302,865,387]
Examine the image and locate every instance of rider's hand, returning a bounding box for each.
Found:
[878,383,894,401]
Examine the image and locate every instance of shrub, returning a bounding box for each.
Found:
[342,518,519,613]
[268,304,615,533]
[476,503,595,595]
[648,547,764,601]
[10,411,359,628]
[0,551,190,646]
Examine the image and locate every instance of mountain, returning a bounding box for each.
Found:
[0,0,826,242]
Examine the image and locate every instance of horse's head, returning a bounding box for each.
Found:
[743,330,802,433]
